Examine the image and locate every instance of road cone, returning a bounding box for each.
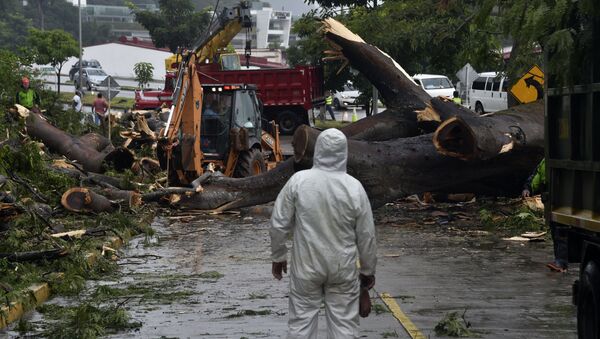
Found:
[352,107,358,122]
[342,111,348,122]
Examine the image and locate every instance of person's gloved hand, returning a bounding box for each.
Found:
[522,189,531,198]
[360,274,375,290]
[272,261,287,280]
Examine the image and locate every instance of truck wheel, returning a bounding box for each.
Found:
[578,260,600,339]
[475,102,485,115]
[235,148,266,178]
[277,110,298,135]
[334,98,341,110]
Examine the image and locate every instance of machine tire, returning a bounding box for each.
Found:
[578,260,600,339]
[235,148,266,178]
[475,102,485,115]
[334,98,341,110]
[277,110,298,135]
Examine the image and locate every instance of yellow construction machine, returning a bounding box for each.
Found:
[158,2,283,186]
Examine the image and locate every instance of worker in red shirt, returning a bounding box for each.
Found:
[92,93,109,129]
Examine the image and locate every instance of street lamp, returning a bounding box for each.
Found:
[78,0,82,92]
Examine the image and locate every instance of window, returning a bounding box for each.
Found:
[501,78,509,92]
[234,91,258,129]
[472,77,486,90]
[485,78,493,91]
[421,77,453,90]
[492,78,502,91]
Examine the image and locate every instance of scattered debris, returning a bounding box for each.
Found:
[434,310,475,337]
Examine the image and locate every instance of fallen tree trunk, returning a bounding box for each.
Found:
[143,158,298,210]
[15,106,134,173]
[294,125,542,208]
[433,100,544,160]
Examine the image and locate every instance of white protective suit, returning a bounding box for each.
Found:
[270,128,377,339]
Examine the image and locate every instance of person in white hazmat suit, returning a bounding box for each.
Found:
[270,128,377,339]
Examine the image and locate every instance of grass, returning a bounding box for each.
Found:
[57,92,134,110]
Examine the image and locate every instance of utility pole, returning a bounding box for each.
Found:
[78,0,83,92]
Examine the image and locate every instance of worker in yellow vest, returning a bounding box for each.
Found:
[325,90,336,120]
[15,77,40,110]
[15,77,40,109]
[452,90,462,105]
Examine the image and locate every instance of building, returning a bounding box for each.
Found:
[231,3,292,50]
[63,38,172,81]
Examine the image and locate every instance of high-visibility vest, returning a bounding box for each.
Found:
[452,97,462,105]
[17,89,37,109]
[325,95,333,105]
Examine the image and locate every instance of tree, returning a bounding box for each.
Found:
[27,28,79,95]
[0,50,29,109]
[474,0,600,87]
[131,0,211,53]
[133,62,154,89]
[0,0,33,52]
[288,1,496,107]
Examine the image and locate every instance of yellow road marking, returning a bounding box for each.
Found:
[379,292,426,339]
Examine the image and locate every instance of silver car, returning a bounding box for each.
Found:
[73,68,108,91]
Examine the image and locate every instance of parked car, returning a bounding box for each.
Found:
[69,59,102,81]
[412,74,456,98]
[333,82,360,110]
[468,72,508,114]
[73,68,109,91]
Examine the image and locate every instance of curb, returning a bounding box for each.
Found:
[0,236,124,330]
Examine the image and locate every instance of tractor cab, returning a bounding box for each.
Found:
[199,84,264,172]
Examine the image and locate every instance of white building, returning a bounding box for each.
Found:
[63,41,172,81]
[232,6,292,49]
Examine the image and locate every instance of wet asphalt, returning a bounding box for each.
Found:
[112,207,576,338]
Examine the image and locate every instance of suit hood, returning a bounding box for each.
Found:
[312,128,347,172]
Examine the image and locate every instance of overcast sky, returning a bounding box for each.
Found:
[266,0,319,16]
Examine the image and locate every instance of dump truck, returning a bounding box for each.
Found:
[546,17,600,339]
[136,64,323,135]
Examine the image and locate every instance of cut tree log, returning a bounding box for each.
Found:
[14,105,134,173]
[61,187,116,213]
[97,188,142,208]
[433,100,544,160]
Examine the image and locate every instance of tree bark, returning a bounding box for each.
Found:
[321,18,431,111]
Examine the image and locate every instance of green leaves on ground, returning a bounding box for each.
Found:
[38,303,142,339]
[434,310,475,337]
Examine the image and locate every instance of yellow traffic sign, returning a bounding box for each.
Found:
[510,65,544,104]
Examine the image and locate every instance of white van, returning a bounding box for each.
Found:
[413,74,456,98]
[468,72,508,114]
